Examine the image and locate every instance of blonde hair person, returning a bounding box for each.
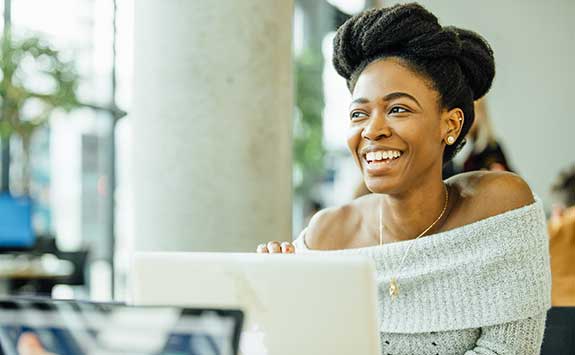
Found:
[447,96,513,176]
[469,97,496,154]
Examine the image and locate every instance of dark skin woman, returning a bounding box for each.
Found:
[258,5,548,354]
[258,23,531,255]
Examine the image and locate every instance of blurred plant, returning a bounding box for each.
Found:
[0,31,80,194]
[293,49,326,198]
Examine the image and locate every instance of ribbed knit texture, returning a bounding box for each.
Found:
[294,198,551,354]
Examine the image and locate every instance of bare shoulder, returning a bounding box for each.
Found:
[449,171,535,220]
[304,195,373,250]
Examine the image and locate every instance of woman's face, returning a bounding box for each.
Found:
[347,58,462,194]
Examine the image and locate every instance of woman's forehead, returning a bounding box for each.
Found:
[352,58,437,104]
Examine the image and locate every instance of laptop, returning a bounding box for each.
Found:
[0,298,243,355]
[131,252,381,355]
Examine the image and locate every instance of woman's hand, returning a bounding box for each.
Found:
[256,241,295,254]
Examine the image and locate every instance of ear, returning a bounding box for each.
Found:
[440,108,464,145]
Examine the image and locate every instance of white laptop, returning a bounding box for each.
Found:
[130,252,381,355]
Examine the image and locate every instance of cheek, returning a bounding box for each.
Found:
[347,125,363,164]
[407,122,443,156]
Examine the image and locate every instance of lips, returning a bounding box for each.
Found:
[360,147,404,174]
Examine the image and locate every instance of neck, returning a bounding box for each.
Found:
[379,172,448,242]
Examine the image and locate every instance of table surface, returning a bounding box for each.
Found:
[0,254,74,279]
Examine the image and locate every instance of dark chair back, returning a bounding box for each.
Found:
[540,307,575,355]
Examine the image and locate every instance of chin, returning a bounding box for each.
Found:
[363,176,400,195]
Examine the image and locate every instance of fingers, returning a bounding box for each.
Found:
[281,242,295,254]
[267,241,282,254]
[256,244,269,253]
[256,241,295,254]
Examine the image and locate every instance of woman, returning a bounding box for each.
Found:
[258,3,551,354]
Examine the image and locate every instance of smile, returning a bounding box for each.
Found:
[364,150,403,164]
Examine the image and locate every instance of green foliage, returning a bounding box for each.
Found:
[0,32,80,141]
[293,50,325,197]
[0,31,80,193]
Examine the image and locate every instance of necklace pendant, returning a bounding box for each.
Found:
[389,277,399,300]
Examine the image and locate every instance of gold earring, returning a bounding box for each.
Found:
[446,136,456,145]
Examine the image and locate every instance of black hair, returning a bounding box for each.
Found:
[332,3,495,163]
[551,164,575,207]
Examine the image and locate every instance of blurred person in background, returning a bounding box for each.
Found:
[443,97,513,178]
[548,164,575,306]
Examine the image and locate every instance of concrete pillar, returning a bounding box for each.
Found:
[131,0,293,252]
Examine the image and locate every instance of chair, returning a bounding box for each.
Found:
[540,307,575,355]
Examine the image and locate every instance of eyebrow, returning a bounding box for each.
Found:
[349,92,422,110]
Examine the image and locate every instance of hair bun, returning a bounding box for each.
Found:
[333,4,495,100]
[333,3,443,80]
[444,26,495,100]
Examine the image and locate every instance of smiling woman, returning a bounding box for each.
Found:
[347,58,462,196]
[257,3,551,355]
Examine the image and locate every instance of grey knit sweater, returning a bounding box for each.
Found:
[294,198,551,355]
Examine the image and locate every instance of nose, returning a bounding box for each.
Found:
[361,113,392,141]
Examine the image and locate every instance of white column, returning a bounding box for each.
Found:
[131,0,293,252]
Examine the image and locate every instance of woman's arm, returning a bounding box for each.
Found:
[464,312,546,355]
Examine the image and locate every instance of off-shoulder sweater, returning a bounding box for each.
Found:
[293,198,551,355]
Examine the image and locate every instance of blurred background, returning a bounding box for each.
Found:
[0,0,573,307]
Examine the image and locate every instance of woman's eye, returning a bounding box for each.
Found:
[389,106,409,114]
[350,111,368,120]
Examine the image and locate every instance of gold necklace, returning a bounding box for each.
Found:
[379,185,449,300]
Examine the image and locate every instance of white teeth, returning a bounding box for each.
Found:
[365,150,402,162]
